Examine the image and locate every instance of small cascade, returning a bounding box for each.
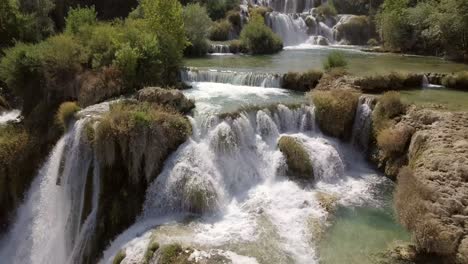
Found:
[351,95,376,152]
[0,118,101,264]
[243,0,315,13]
[209,44,232,55]
[266,12,308,46]
[180,68,283,88]
[422,75,429,88]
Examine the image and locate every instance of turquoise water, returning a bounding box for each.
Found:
[185,47,468,76]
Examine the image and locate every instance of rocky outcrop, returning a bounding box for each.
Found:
[137,87,195,114]
[333,15,370,45]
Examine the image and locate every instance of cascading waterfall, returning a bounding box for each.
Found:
[209,44,232,55]
[0,118,100,264]
[351,95,375,152]
[266,12,309,46]
[180,68,283,88]
[99,103,390,264]
[243,0,315,13]
[0,109,21,124]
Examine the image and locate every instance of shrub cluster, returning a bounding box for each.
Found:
[209,20,232,41]
[354,72,423,93]
[441,71,468,91]
[55,102,81,130]
[282,70,323,92]
[311,89,360,139]
[376,125,412,156]
[240,13,283,55]
[372,91,406,133]
[184,3,213,57]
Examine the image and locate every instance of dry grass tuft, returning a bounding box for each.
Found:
[56,101,81,130]
[278,136,314,179]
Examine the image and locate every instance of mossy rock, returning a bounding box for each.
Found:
[143,238,160,264]
[278,136,314,179]
[311,89,360,139]
[137,87,195,114]
[159,244,193,264]
[112,249,126,264]
[282,70,323,92]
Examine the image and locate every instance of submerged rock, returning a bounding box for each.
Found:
[278,136,314,179]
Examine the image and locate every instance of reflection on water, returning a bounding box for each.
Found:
[401,87,468,111]
[185,47,468,76]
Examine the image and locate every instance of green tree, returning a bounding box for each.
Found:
[65,6,97,34]
[142,0,186,85]
[183,3,212,57]
[18,0,55,42]
[0,0,27,50]
[240,13,283,54]
[376,0,412,51]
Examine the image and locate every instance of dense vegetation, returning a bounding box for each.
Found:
[239,13,282,54]
[376,0,468,61]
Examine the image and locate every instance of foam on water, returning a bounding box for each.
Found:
[0,109,21,124]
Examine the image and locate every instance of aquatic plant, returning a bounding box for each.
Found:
[112,250,126,264]
[143,238,160,264]
[323,51,348,71]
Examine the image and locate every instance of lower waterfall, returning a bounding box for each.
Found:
[99,103,388,264]
[0,118,100,264]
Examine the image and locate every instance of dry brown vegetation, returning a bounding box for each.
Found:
[377,126,412,156]
[78,66,124,107]
[372,91,406,134]
[311,89,360,139]
[441,71,468,91]
[56,101,81,130]
[137,87,195,114]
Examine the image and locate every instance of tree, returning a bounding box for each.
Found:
[240,13,283,54]
[18,0,55,42]
[142,0,186,85]
[183,3,212,57]
[65,6,97,34]
[376,0,412,51]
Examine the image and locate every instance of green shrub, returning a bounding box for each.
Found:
[441,71,468,91]
[226,10,241,27]
[317,4,337,17]
[112,250,126,264]
[282,70,323,92]
[184,3,212,57]
[56,102,81,130]
[323,51,348,71]
[372,91,406,133]
[278,136,314,179]
[114,43,140,88]
[65,6,97,34]
[209,20,231,41]
[228,39,244,53]
[311,89,360,139]
[355,72,423,93]
[249,6,271,18]
[240,13,283,55]
[201,0,240,20]
[159,244,188,264]
[137,87,195,114]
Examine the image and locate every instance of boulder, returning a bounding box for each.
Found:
[278,136,314,179]
[333,15,370,45]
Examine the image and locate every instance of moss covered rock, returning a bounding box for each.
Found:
[311,89,360,139]
[354,73,424,93]
[159,244,193,264]
[112,250,126,264]
[137,87,195,114]
[282,70,323,92]
[278,136,314,179]
[85,101,192,262]
[333,15,370,45]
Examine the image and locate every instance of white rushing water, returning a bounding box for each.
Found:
[99,93,387,264]
[0,117,101,264]
[0,109,21,124]
[181,68,283,88]
[351,95,375,152]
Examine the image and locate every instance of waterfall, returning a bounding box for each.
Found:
[351,95,375,152]
[0,109,21,124]
[243,0,315,13]
[180,68,283,88]
[209,44,232,55]
[266,12,309,46]
[0,118,100,264]
[422,75,429,88]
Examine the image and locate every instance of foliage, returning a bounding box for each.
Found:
[112,250,126,264]
[441,71,468,91]
[142,0,186,85]
[377,126,411,156]
[18,0,55,42]
[137,87,195,114]
[188,0,240,21]
[278,136,314,179]
[282,70,323,92]
[240,13,283,55]
[323,51,348,71]
[159,244,190,264]
[56,101,81,130]
[317,3,337,18]
[65,6,97,34]
[0,0,29,50]
[311,89,359,139]
[354,72,423,93]
[372,91,406,133]
[209,20,231,41]
[184,3,212,57]
[376,0,412,51]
